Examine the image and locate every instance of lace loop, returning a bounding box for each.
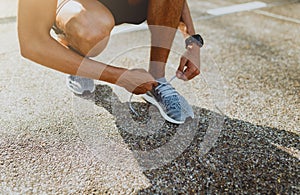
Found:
[129,76,177,116]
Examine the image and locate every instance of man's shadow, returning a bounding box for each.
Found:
[81,84,299,194]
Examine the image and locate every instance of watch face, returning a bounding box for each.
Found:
[186,34,204,48]
[193,34,204,47]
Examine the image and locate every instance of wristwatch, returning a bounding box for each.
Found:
[185,34,204,49]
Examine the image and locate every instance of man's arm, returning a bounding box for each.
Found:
[18,0,117,81]
[17,0,156,94]
[177,0,201,81]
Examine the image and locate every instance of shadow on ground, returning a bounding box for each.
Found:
[80,84,299,194]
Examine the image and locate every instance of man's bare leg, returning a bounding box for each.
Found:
[55,0,115,57]
[54,0,115,94]
[147,0,185,79]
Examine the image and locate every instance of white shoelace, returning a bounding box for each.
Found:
[128,76,177,116]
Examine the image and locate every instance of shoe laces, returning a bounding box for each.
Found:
[69,75,93,89]
[129,76,177,116]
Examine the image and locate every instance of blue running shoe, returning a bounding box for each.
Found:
[66,75,95,95]
[142,78,194,124]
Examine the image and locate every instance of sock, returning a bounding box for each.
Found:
[156,77,167,83]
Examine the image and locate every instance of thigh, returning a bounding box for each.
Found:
[54,0,115,55]
[55,0,115,34]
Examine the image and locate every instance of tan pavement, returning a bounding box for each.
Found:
[0,0,299,194]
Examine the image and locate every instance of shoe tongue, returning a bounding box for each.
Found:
[156,77,167,83]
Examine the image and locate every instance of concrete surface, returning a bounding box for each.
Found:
[0,0,299,194]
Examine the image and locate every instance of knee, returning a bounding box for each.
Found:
[80,26,112,57]
[65,11,115,56]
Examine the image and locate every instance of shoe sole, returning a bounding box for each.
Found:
[142,93,185,124]
[66,78,95,95]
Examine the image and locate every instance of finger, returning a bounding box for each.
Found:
[133,90,144,95]
[133,81,157,95]
[152,81,159,88]
[176,70,188,81]
[177,57,188,80]
[133,86,147,95]
[177,56,188,73]
[145,81,158,91]
[186,71,199,80]
[186,68,200,80]
[183,63,200,80]
[182,68,194,80]
[188,67,200,80]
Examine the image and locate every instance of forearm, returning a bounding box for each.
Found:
[20,35,125,84]
[180,0,196,37]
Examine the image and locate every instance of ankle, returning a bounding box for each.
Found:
[156,77,167,83]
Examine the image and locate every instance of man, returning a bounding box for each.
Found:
[18,0,203,124]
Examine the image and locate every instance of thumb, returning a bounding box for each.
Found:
[177,56,187,78]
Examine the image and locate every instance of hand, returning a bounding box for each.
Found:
[117,69,158,95]
[176,44,201,81]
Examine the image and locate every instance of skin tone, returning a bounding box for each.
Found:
[148,0,200,81]
[178,1,201,81]
[17,0,200,94]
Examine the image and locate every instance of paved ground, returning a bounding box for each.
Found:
[0,0,299,194]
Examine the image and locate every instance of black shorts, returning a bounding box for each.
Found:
[53,0,148,34]
[99,0,149,25]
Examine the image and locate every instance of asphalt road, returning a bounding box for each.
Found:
[0,0,299,194]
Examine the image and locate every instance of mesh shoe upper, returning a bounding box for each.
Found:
[66,75,95,95]
[143,79,194,124]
